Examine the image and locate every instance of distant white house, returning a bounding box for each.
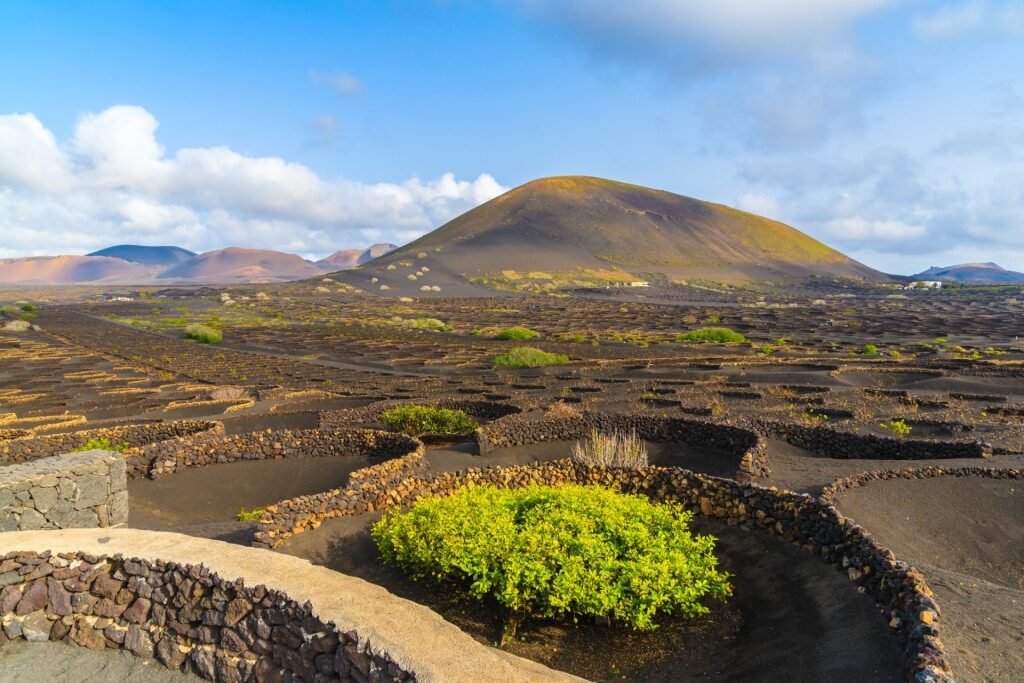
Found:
[905,281,943,290]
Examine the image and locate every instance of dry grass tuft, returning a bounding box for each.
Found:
[571,429,648,469]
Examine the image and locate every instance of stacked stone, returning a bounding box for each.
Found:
[0,451,127,531]
[130,428,420,480]
[754,419,991,460]
[1,420,220,466]
[0,551,412,683]
[474,412,768,479]
[819,465,1024,504]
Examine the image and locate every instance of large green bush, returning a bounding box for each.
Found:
[379,404,477,437]
[676,327,746,343]
[184,323,222,344]
[372,484,731,641]
[71,437,130,453]
[493,326,540,341]
[492,346,569,368]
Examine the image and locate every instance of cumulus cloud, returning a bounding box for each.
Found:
[736,147,1024,273]
[0,106,506,258]
[310,69,364,96]
[912,1,1024,39]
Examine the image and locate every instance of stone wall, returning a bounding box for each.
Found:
[820,465,1024,504]
[254,459,952,683]
[0,550,412,682]
[0,421,220,467]
[0,451,127,531]
[754,419,992,460]
[126,428,422,479]
[474,411,768,481]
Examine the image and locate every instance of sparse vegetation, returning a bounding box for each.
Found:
[492,346,569,368]
[571,429,649,469]
[545,400,581,418]
[184,324,223,344]
[879,418,912,438]
[380,404,477,437]
[236,507,265,522]
[372,484,731,642]
[677,327,746,344]
[71,437,130,453]
[493,326,540,341]
[406,318,451,332]
[859,343,879,356]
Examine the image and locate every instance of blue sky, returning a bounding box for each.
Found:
[1,1,1022,274]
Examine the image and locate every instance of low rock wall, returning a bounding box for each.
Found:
[755,419,991,460]
[474,412,768,480]
[0,451,127,531]
[125,428,422,479]
[820,465,1024,504]
[0,421,220,467]
[255,459,952,683]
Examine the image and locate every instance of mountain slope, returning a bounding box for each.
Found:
[316,243,398,269]
[0,256,157,284]
[914,263,1024,283]
[87,244,196,266]
[344,176,884,294]
[158,248,325,283]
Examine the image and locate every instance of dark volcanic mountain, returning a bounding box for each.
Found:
[345,176,884,294]
[87,244,196,267]
[913,263,1024,283]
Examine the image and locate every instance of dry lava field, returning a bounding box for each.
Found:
[1,279,1022,683]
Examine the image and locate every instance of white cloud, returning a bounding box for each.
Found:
[0,106,506,258]
[310,69,364,96]
[913,1,1024,39]
[518,0,896,65]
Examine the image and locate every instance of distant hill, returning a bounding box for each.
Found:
[87,244,196,266]
[345,176,885,295]
[317,243,398,269]
[0,255,157,285]
[158,248,326,283]
[913,263,1024,283]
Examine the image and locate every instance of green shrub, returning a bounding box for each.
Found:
[879,418,912,438]
[859,343,879,356]
[492,346,569,368]
[372,484,731,641]
[677,327,746,344]
[236,507,265,522]
[184,324,222,344]
[379,404,477,437]
[493,326,540,341]
[407,318,451,332]
[71,437,130,453]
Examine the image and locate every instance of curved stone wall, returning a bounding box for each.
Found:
[820,465,1024,504]
[753,419,992,460]
[1,421,220,467]
[475,411,768,480]
[255,458,953,682]
[0,529,581,683]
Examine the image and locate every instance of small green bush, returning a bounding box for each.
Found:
[879,418,912,438]
[407,318,451,332]
[379,404,477,437]
[492,346,569,368]
[236,507,265,522]
[184,324,222,344]
[71,437,129,453]
[372,484,730,641]
[677,327,746,344]
[494,326,540,341]
[859,343,879,356]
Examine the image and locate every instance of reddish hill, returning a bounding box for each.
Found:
[0,256,157,284]
[317,243,398,269]
[158,248,325,283]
